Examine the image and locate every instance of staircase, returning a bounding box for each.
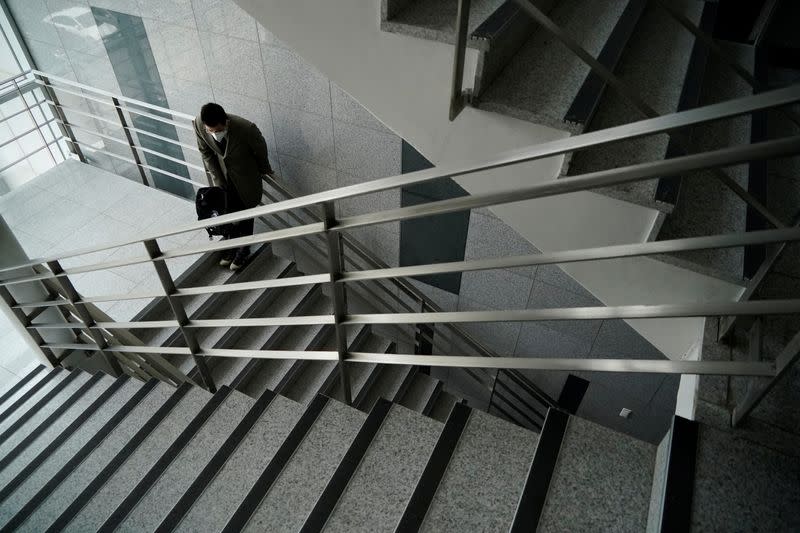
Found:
[0,363,697,532]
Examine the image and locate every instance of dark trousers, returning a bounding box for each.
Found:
[226,188,254,241]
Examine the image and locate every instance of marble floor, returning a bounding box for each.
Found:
[0,158,209,387]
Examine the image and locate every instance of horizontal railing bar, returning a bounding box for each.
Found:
[124,124,200,152]
[45,99,121,127]
[200,348,339,360]
[0,103,49,125]
[138,163,203,187]
[0,141,59,174]
[188,316,335,328]
[346,353,775,376]
[0,117,58,149]
[134,144,205,171]
[2,86,798,275]
[70,140,137,165]
[13,289,166,308]
[341,227,800,282]
[31,320,178,330]
[42,343,192,355]
[32,70,195,121]
[344,299,800,325]
[336,136,800,231]
[176,273,332,296]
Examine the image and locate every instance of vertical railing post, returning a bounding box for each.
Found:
[0,285,61,367]
[35,73,86,162]
[111,96,151,187]
[415,300,434,375]
[13,77,57,166]
[142,239,216,393]
[322,202,352,405]
[45,260,123,376]
[449,0,471,121]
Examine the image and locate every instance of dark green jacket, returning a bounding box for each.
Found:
[193,114,271,208]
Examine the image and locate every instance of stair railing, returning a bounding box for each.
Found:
[2,70,800,427]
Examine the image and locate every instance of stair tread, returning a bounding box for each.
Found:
[478,0,629,129]
[0,365,46,415]
[62,386,212,532]
[357,364,413,413]
[118,390,256,531]
[0,374,116,493]
[242,398,366,532]
[0,371,91,460]
[176,395,305,532]
[325,403,442,532]
[420,409,538,532]
[567,0,704,209]
[21,381,174,532]
[399,373,440,413]
[537,415,655,532]
[0,369,68,438]
[656,41,754,281]
[429,390,459,423]
[0,377,143,529]
[381,0,505,45]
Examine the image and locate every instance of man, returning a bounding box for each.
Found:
[194,103,272,270]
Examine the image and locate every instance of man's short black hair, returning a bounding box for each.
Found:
[200,103,227,127]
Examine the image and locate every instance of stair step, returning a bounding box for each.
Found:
[355,364,413,413]
[478,0,629,130]
[566,0,704,210]
[0,365,46,415]
[60,385,212,532]
[428,390,459,423]
[399,372,441,413]
[381,0,505,45]
[419,409,538,531]
[239,397,366,532]
[172,392,305,532]
[323,403,442,532]
[111,388,255,531]
[0,370,89,456]
[0,377,144,530]
[18,381,174,532]
[0,368,66,437]
[536,415,656,532]
[331,334,392,404]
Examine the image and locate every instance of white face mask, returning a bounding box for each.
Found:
[210,129,227,141]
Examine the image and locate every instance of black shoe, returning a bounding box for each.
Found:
[219,248,236,267]
[230,247,251,271]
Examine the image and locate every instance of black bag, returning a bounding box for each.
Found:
[195,186,231,239]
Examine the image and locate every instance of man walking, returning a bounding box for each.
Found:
[194,103,272,270]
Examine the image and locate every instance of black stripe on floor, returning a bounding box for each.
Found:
[0,367,62,428]
[43,382,192,533]
[394,401,471,532]
[0,365,44,410]
[97,386,234,532]
[509,408,569,533]
[155,388,277,533]
[0,368,78,448]
[221,394,330,533]
[300,398,393,533]
[0,375,129,505]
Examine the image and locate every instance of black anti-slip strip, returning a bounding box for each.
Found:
[97,386,234,532]
[155,388,277,533]
[0,368,77,448]
[0,375,128,504]
[1,379,158,533]
[0,365,44,410]
[221,395,330,533]
[509,409,569,533]
[394,402,471,532]
[0,367,62,428]
[660,416,699,532]
[0,372,105,476]
[43,382,192,533]
[421,382,443,417]
[300,398,393,533]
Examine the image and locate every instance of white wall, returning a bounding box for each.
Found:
[234,0,742,360]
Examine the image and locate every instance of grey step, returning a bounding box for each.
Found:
[566,0,704,210]
[478,0,629,130]
[330,334,393,405]
[0,374,116,493]
[0,365,46,415]
[0,377,144,529]
[114,389,255,531]
[174,393,305,532]
[61,385,212,532]
[242,397,367,532]
[381,0,505,46]
[428,390,459,423]
[420,409,538,532]
[536,416,655,532]
[399,372,441,413]
[655,42,754,282]
[323,403,442,532]
[354,364,414,413]
[0,368,67,438]
[0,370,90,459]
[18,381,175,532]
